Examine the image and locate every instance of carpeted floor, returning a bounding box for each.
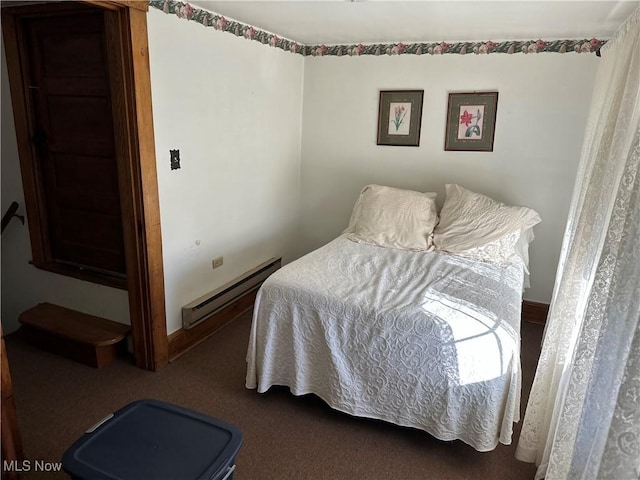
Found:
[4,310,542,479]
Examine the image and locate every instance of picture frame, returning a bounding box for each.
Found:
[445,92,498,151]
[377,90,424,147]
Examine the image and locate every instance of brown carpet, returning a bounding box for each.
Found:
[4,310,542,480]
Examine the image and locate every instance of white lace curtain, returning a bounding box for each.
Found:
[515,8,640,480]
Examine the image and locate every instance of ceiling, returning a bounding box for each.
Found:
[188,1,638,45]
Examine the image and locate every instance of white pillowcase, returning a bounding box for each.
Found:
[455,229,523,265]
[344,185,438,251]
[433,184,541,266]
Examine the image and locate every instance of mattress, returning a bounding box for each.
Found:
[246,235,525,451]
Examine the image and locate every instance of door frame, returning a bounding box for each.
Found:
[2,1,168,370]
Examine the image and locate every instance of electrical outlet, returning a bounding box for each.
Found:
[212,256,223,269]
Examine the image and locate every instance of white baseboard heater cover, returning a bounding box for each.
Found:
[182,257,281,330]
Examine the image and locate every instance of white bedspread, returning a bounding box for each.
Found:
[246,236,525,451]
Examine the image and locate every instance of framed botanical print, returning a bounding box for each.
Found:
[377,90,424,147]
[445,92,498,151]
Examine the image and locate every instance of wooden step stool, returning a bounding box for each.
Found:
[18,303,131,368]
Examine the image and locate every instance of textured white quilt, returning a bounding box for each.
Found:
[246,236,525,451]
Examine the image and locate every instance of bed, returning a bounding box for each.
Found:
[246,184,541,452]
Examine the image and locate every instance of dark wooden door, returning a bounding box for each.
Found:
[23,9,126,277]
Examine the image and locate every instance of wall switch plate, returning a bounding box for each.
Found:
[170,149,180,170]
[212,256,223,269]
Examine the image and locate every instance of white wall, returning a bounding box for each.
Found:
[0,6,598,336]
[300,53,599,303]
[147,9,304,334]
[1,39,132,335]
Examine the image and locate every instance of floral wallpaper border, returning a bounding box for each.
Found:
[149,0,607,57]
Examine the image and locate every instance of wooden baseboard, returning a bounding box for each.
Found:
[522,300,550,325]
[168,288,258,362]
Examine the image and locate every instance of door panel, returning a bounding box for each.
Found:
[40,31,104,77]
[47,96,115,153]
[23,11,126,276]
[54,154,120,195]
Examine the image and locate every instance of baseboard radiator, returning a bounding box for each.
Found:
[182,257,281,330]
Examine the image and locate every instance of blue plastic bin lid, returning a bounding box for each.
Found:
[62,399,243,480]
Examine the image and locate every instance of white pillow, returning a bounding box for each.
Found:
[455,229,523,266]
[455,228,535,290]
[433,184,541,260]
[344,185,438,251]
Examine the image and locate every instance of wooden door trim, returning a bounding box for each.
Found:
[81,1,149,12]
[2,2,168,370]
[109,4,168,370]
[1,11,48,269]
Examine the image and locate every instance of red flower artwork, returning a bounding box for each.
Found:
[460,110,474,127]
[459,108,483,137]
